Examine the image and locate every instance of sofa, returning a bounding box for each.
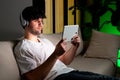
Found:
[0,29,120,80]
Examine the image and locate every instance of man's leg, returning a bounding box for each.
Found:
[54,70,120,80]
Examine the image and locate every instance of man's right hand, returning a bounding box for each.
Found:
[54,39,67,57]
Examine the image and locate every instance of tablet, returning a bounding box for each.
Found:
[62,25,79,41]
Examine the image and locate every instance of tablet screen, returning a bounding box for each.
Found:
[62,25,79,41]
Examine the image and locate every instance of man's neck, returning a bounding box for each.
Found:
[25,33,40,42]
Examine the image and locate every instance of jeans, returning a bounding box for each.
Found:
[54,70,120,80]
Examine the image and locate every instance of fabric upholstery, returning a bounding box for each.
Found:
[0,41,20,80]
[68,56,115,76]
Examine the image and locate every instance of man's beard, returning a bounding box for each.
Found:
[30,29,42,35]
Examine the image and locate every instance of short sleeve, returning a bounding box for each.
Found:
[14,48,37,74]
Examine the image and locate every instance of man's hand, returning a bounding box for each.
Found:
[54,39,67,57]
[71,35,80,47]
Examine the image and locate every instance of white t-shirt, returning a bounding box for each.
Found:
[14,37,74,80]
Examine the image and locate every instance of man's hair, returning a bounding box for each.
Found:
[22,6,46,22]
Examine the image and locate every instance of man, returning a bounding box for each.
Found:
[14,6,120,80]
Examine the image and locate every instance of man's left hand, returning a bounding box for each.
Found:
[71,35,80,47]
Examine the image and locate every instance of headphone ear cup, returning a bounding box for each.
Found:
[19,13,29,29]
[26,21,29,27]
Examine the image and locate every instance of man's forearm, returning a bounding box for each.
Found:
[59,45,79,65]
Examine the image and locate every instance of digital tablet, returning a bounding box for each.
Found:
[62,25,79,41]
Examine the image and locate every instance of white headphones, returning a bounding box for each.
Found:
[19,13,29,29]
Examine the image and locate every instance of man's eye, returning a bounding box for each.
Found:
[33,20,38,22]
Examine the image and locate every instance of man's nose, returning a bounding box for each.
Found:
[38,19,43,25]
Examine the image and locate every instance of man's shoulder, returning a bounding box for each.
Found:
[14,39,28,51]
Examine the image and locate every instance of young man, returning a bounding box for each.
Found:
[14,6,120,80]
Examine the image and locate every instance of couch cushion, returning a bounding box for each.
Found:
[68,56,115,76]
[84,29,120,63]
[0,41,20,80]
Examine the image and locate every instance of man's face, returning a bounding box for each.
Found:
[28,18,44,35]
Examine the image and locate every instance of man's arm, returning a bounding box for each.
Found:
[59,35,80,65]
[21,39,66,80]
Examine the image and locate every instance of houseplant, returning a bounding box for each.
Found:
[69,0,120,40]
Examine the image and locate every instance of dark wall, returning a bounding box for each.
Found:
[0,0,32,40]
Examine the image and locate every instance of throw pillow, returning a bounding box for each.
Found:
[84,29,120,63]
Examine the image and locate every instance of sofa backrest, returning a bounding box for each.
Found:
[0,40,20,80]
